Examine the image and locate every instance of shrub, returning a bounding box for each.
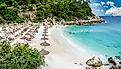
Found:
[28,4,34,11]
[2,8,18,21]
[0,41,45,69]
[15,16,24,23]
[0,3,7,10]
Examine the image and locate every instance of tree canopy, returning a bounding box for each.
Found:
[0,0,94,23]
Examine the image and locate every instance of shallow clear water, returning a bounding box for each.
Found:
[62,16,121,57]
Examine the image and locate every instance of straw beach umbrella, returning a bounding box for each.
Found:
[40,41,50,48]
[43,31,48,33]
[43,29,48,32]
[40,49,50,55]
[2,26,6,29]
[42,34,48,36]
[41,36,48,40]
[2,29,7,31]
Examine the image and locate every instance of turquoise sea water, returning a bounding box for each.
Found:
[62,16,121,57]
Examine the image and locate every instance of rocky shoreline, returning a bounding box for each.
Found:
[61,17,105,25]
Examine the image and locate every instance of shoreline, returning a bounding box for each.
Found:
[0,23,112,69]
[44,26,105,69]
[60,17,105,26]
[1,17,121,69]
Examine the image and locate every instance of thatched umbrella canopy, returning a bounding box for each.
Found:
[25,33,30,35]
[40,41,50,47]
[20,36,26,39]
[14,23,17,25]
[40,49,50,55]
[43,31,48,33]
[2,26,6,28]
[44,29,48,32]
[2,29,7,31]
[41,37,48,40]
[25,33,34,38]
[28,30,33,32]
[42,34,48,36]
[30,28,34,30]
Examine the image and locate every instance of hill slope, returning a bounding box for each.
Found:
[0,0,94,24]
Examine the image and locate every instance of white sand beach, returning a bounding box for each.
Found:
[0,25,108,69]
[42,26,100,69]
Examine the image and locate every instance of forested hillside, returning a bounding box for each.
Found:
[0,0,94,24]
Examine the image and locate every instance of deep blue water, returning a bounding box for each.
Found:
[62,16,121,57]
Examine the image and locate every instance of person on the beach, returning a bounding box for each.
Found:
[108,57,118,69]
[118,62,121,69]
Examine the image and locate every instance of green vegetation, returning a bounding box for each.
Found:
[36,0,94,21]
[0,41,45,69]
[0,2,23,24]
[0,0,94,23]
